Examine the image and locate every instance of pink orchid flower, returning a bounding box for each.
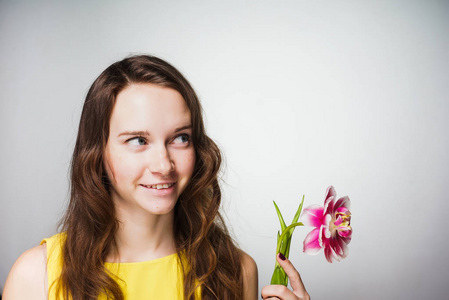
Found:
[302,186,352,263]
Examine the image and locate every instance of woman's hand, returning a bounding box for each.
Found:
[261,253,310,300]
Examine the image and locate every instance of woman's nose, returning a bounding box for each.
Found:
[147,146,174,176]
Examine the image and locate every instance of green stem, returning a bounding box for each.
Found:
[276,221,304,255]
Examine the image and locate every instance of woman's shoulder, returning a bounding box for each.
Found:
[240,250,258,300]
[3,244,47,300]
[240,250,258,275]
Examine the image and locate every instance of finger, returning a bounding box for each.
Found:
[261,284,295,300]
[276,253,308,296]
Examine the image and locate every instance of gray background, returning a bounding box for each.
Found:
[1,0,448,299]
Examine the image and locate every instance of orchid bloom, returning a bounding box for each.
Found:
[270,186,352,286]
[302,186,352,263]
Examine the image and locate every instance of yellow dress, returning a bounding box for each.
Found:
[42,233,198,299]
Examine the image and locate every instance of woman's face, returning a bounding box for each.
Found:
[104,83,196,217]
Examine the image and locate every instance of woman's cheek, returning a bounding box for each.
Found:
[184,150,196,177]
[104,150,133,184]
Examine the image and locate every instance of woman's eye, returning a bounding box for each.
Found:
[173,134,190,145]
[128,137,147,146]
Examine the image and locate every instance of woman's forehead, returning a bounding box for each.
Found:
[109,84,191,134]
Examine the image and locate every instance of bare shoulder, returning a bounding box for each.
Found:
[3,244,48,300]
[240,250,258,277]
[240,250,258,300]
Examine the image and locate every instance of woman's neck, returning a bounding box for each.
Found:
[107,206,176,263]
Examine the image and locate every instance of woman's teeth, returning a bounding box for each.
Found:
[143,183,175,190]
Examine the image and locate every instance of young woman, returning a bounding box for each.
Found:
[3,55,309,300]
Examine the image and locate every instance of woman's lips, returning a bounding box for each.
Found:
[140,182,175,190]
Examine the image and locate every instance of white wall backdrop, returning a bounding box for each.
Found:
[1,0,448,298]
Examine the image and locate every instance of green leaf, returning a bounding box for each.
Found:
[273,201,287,231]
[291,195,305,224]
[285,234,292,258]
[271,196,306,287]
[270,264,288,286]
[279,232,289,255]
[289,195,305,235]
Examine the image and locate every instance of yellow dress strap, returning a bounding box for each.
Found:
[41,233,66,300]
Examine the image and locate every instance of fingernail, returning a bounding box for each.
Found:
[278,253,286,261]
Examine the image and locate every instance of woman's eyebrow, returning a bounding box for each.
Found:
[174,125,192,133]
[117,126,191,137]
[118,130,150,137]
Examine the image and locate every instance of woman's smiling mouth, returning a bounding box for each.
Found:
[140,182,175,190]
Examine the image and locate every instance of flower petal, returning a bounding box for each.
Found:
[319,223,330,247]
[324,186,336,203]
[341,229,352,243]
[324,243,337,263]
[324,197,335,215]
[301,205,324,228]
[323,186,336,212]
[334,215,343,226]
[323,215,332,239]
[336,206,350,214]
[323,235,350,263]
[338,227,352,238]
[303,228,322,255]
[334,196,351,212]
[336,236,349,258]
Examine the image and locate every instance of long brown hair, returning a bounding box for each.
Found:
[58,55,243,299]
